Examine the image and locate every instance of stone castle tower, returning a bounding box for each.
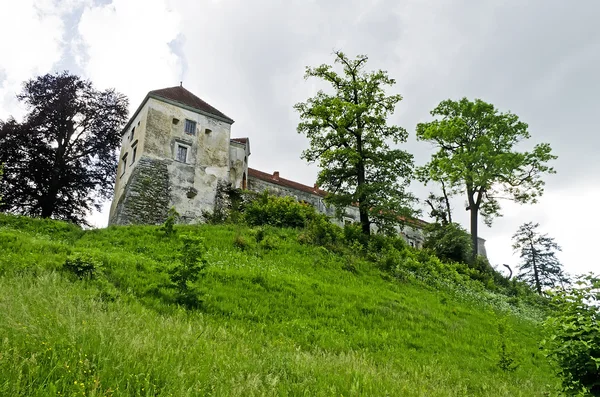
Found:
[109,85,250,225]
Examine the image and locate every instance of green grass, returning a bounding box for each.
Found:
[0,214,559,396]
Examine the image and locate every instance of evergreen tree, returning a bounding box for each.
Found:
[512,222,566,295]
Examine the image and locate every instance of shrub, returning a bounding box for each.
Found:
[541,274,600,396]
[161,207,179,236]
[234,234,251,251]
[244,191,318,228]
[496,317,519,372]
[303,214,343,247]
[423,222,472,265]
[62,253,103,279]
[168,234,209,309]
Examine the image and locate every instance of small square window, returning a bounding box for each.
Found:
[184,119,196,135]
[176,145,188,163]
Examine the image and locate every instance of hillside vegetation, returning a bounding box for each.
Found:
[0,213,559,396]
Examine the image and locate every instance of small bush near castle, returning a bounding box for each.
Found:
[423,222,472,265]
[168,234,209,309]
[244,192,318,228]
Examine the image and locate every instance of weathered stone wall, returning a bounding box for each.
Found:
[141,98,231,222]
[109,156,171,225]
[109,103,150,220]
[229,142,248,189]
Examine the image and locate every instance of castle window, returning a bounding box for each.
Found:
[131,143,137,165]
[172,118,180,125]
[121,153,128,177]
[184,119,196,135]
[176,144,188,163]
[205,128,212,134]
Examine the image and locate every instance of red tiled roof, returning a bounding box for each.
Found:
[248,168,327,197]
[230,137,248,145]
[149,86,234,124]
[247,167,430,228]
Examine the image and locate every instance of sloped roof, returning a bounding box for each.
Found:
[248,168,327,197]
[148,85,234,124]
[230,137,248,144]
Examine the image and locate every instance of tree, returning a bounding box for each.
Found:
[0,71,129,225]
[416,98,557,260]
[512,222,567,295]
[294,51,417,236]
[542,273,600,396]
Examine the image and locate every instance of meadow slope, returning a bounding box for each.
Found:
[0,214,559,396]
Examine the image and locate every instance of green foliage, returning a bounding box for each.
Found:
[62,252,103,280]
[423,222,472,265]
[168,234,209,309]
[0,163,3,204]
[244,191,318,228]
[294,51,418,235]
[161,206,179,237]
[513,221,567,295]
[302,214,344,248]
[0,71,129,225]
[416,97,557,258]
[496,317,520,372]
[0,213,559,395]
[542,274,600,396]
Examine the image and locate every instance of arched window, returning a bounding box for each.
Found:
[242,173,247,190]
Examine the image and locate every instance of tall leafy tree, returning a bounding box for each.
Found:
[294,51,417,235]
[416,98,557,259]
[512,222,566,295]
[0,71,129,225]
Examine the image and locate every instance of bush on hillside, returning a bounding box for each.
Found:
[423,222,472,265]
[542,274,600,396]
[244,191,318,228]
[300,214,343,248]
[62,252,103,279]
[168,234,209,309]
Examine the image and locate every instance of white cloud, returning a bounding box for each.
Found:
[482,182,600,277]
[0,0,73,119]
[75,0,183,110]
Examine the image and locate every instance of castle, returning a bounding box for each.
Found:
[108,85,487,255]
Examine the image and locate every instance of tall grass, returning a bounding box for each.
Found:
[0,214,559,396]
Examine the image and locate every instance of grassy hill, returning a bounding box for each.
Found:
[0,214,559,396]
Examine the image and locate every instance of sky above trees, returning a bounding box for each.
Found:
[1,0,598,276]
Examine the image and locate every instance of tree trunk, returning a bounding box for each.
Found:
[470,207,479,262]
[40,185,58,218]
[530,242,542,295]
[356,135,370,236]
[441,180,452,224]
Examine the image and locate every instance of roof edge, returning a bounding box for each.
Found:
[149,93,235,125]
[121,93,151,137]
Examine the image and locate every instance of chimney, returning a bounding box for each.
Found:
[273,171,279,180]
[314,183,319,189]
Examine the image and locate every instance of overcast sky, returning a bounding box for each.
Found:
[1,0,598,277]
